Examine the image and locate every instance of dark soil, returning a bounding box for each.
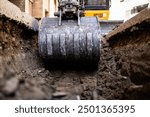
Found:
[0,14,150,100]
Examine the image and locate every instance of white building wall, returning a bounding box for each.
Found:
[123,0,150,21]
[109,0,150,21]
[49,0,58,17]
[42,0,50,17]
[109,0,125,20]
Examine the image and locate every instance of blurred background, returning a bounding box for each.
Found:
[7,0,150,21]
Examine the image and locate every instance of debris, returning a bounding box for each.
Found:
[2,78,19,95]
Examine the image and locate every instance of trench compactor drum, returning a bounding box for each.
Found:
[38,0,101,66]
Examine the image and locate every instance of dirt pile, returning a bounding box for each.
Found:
[105,7,150,99]
[0,0,38,31]
[0,15,50,99]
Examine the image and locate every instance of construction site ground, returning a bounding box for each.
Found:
[0,1,150,100]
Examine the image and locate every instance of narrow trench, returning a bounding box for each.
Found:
[0,15,150,100]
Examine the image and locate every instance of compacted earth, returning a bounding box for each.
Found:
[0,6,150,100]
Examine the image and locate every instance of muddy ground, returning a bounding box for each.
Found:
[0,12,150,100]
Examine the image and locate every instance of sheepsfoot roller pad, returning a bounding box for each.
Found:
[38,17,101,69]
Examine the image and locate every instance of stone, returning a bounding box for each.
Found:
[2,78,19,95]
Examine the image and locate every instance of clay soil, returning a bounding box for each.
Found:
[0,15,150,100]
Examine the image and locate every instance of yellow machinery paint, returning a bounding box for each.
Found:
[84,10,109,20]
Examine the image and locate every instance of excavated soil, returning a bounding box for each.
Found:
[0,11,150,100]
